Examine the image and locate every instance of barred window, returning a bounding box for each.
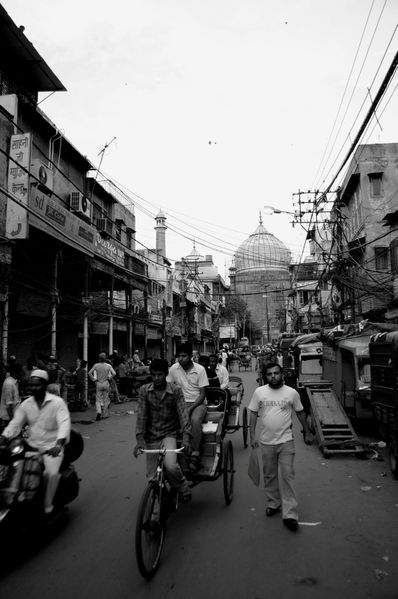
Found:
[374,247,388,270]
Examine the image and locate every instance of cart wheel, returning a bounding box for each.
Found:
[242,406,248,448]
[388,438,398,479]
[223,440,234,504]
[135,481,165,579]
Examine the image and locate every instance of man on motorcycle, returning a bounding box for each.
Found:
[0,369,71,515]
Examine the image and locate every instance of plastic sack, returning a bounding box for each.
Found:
[248,447,260,486]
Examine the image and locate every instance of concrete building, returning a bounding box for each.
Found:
[0,6,150,370]
[326,143,398,323]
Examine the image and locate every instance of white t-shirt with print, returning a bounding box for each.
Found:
[248,384,303,445]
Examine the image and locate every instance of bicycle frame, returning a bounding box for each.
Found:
[135,446,185,579]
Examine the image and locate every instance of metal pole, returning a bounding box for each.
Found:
[51,251,59,356]
[109,277,114,356]
[1,285,9,369]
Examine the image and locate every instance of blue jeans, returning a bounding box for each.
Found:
[260,440,298,520]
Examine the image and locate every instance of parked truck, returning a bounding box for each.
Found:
[369,330,398,478]
[322,322,398,422]
[322,330,372,421]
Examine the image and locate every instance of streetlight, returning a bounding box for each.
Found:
[263,205,302,217]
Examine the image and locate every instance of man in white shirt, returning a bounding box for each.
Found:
[248,362,312,532]
[0,366,20,433]
[207,354,229,390]
[167,343,209,471]
[88,353,116,420]
[0,369,71,515]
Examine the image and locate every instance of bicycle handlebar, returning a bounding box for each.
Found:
[138,447,185,455]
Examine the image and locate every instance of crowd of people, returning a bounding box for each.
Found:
[0,350,153,430]
[0,339,314,531]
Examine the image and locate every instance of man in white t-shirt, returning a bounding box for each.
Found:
[88,353,116,420]
[248,362,313,532]
[167,342,209,471]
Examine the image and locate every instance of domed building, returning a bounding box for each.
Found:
[230,216,291,344]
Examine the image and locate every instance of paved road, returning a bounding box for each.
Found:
[1,367,397,599]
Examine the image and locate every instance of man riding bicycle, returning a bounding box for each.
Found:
[133,359,192,503]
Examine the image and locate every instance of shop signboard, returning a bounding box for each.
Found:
[29,190,95,255]
[94,232,125,268]
[6,133,31,239]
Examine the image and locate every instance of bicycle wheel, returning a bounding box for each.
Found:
[223,440,234,504]
[135,481,165,579]
[242,406,248,448]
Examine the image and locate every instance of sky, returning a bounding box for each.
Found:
[3,0,398,280]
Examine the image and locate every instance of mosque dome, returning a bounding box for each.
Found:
[235,220,291,272]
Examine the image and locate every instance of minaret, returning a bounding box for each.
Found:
[155,209,167,260]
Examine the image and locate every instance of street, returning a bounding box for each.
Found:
[1,369,397,599]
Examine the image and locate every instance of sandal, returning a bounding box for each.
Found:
[189,455,201,472]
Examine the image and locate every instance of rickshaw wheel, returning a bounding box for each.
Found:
[135,481,165,579]
[242,407,248,448]
[223,440,234,504]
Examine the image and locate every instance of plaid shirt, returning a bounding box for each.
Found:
[135,382,191,444]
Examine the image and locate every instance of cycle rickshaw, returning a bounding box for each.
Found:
[238,351,253,371]
[135,379,247,579]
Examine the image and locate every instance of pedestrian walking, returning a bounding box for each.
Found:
[248,362,313,532]
[46,355,66,397]
[0,366,20,433]
[75,359,88,410]
[88,353,116,420]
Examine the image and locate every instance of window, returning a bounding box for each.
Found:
[374,246,388,270]
[368,173,383,197]
[125,229,132,249]
[390,239,398,274]
[115,224,122,242]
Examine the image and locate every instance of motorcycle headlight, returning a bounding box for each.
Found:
[9,439,24,455]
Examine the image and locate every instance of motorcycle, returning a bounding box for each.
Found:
[0,429,84,531]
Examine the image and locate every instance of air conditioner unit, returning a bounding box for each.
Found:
[69,191,91,219]
[95,217,113,236]
[30,159,54,194]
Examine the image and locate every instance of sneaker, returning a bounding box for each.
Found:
[96,413,102,421]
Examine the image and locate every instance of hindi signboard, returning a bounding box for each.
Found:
[6,133,31,239]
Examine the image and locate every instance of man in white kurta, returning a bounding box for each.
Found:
[0,369,71,514]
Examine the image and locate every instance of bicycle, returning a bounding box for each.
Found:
[135,446,185,580]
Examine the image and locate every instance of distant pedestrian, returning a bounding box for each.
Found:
[75,360,88,410]
[88,353,116,420]
[248,362,313,532]
[0,366,20,433]
[46,355,66,396]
